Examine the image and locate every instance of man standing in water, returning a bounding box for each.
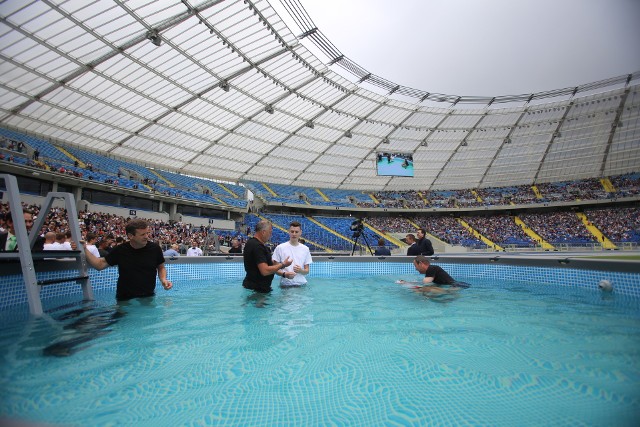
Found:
[83,219,172,300]
[242,220,292,293]
[272,221,312,287]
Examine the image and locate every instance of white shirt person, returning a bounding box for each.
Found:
[186,242,203,256]
[272,221,312,287]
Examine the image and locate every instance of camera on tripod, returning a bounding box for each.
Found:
[350,218,364,238]
[349,218,373,255]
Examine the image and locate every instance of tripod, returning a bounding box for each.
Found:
[351,230,374,256]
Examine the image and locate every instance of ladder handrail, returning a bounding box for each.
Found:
[0,173,94,316]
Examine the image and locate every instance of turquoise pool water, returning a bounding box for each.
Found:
[1,275,639,426]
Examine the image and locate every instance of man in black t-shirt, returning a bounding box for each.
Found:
[242,220,292,293]
[396,255,469,296]
[83,219,172,300]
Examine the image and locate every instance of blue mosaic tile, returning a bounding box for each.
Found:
[0,261,639,311]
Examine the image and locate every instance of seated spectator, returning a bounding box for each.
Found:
[163,243,180,257]
[186,241,203,256]
[54,232,72,250]
[84,232,100,258]
[228,238,243,254]
[42,232,57,250]
[97,237,113,257]
[374,238,391,256]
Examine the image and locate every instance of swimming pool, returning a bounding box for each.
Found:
[1,271,639,426]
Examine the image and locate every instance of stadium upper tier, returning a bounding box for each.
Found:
[0,1,638,192]
[1,125,639,212]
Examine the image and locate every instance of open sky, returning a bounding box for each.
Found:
[272,0,640,98]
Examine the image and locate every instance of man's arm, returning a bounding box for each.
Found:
[82,243,110,271]
[422,276,435,284]
[157,263,173,290]
[257,257,292,277]
[293,263,309,275]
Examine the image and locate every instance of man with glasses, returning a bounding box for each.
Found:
[83,219,172,301]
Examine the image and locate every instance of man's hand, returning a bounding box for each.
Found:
[282,257,293,267]
[283,271,296,279]
[161,279,173,290]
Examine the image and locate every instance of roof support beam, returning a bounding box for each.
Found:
[533,102,574,182]
[478,109,528,187]
[2,0,225,123]
[431,113,485,188]
[600,89,630,176]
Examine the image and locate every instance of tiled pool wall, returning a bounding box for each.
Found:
[1,259,639,312]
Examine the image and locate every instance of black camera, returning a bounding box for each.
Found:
[350,219,364,232]
[350,219,364,238]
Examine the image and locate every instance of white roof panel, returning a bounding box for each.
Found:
[0,0,636,190]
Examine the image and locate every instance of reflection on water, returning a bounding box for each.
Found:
[271,286,314,339]
[0,277,638,427]
[42,302,127,357]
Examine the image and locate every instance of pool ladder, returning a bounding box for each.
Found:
[0,174,94,316]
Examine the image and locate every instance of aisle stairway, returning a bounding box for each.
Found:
[600,178,616,193]
[306,216,362,250]
[148,168,174,187]
[514,216,555,250]
[56,146,85,168]
[576,212,617,249]
[457,219,503,251]
[315,188,330,201]
[531,185,543,199]
[255,214,334,252]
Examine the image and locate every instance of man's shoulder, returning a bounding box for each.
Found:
[146,241,162,251]
[275,241,291,250]
[244,237,263,251]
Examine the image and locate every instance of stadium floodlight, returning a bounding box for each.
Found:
[147,30,162,46]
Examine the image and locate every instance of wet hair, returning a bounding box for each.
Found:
[289,221,301,228]
[414,255,430,266]
[125,219,148,236]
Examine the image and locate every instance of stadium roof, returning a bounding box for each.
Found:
[1,0,639,191]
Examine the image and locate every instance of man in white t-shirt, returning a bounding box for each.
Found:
[84,232,101,258]
[272,221,312,287]
[186,241,203,256]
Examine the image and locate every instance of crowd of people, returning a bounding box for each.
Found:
[364,208,640,247]
[353,176,640,209]
[0,202,248,255]
[3,131,640,215]
[1,201,639,256]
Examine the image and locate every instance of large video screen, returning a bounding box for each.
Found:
[376,152,414,177]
